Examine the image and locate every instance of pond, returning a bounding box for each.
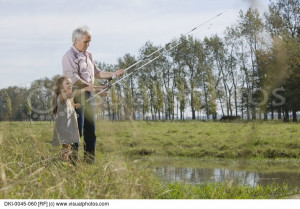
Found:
[148,158,300,187]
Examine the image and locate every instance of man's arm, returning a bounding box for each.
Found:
[74,79,90,88]
[95,71,114,79]
[95,69,125,79]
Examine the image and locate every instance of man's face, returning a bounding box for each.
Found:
[75,33,91,52]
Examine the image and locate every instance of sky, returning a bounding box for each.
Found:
[0,0,269,89]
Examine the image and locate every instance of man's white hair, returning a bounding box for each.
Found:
[72,26,91,44]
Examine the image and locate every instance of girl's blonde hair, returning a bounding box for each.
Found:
[52,76,69,115]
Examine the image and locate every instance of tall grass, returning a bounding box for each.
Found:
[158,183,297,199]
[0,121,299,199]
[0,122,161,198]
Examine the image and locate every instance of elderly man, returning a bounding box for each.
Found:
[62,26,124,163]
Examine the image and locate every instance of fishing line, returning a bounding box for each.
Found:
[87,0,245,102]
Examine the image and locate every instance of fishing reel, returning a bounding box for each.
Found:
[104,78,113,89]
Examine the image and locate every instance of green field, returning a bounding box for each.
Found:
[99,120,300,159]
[0,121,299,199]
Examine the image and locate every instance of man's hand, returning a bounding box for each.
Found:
[114,69,125,78]
[94,85,108,97]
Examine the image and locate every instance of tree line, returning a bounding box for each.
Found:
[1,0,299,122]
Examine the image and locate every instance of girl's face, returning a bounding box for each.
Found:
[62,78,72,94]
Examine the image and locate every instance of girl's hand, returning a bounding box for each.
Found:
[94,85,106,92]
[84,85,95,92]
[74,103,81,109]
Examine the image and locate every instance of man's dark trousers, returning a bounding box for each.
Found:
[72,91,96,163]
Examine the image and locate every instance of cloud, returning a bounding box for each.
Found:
[0,0,269,89]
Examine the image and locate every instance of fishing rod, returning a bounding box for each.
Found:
[87,0,243,102]
[86,14,221,102]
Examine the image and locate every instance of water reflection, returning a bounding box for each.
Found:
[154,166,300,187]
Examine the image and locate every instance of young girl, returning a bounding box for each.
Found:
[52,76,81,167]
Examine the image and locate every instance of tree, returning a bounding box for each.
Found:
[238,8,264,119]
[176,78,186,120]
[265,0,300,38]
[137,42,167,120]
[192,90,201,119]
[149,80,157,120]
[110,86,118,121]
[170,36,206,119]
[281,36,300,122]
[224,29,240,116]
[204,35,231,116]
[256,36,289,120]
[207,70,217,120]
[24,98,32,123]
[166,87,175,120]
[124,82,133,120]
[28,78,54,121]
[139,81,150,120]
[4,91,12,121]
[118,54,137,119]
[156,81,164,120]
[265,0,300,121]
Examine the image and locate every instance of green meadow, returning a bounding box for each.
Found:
[99,120,300,159]
[0,121,299,199]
